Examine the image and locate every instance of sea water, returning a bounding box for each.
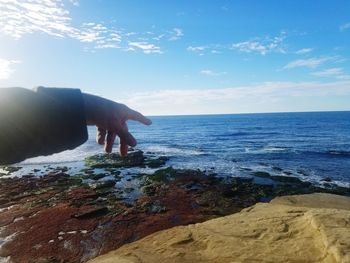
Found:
[11,111,350,188]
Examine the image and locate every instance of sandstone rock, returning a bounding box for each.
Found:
[89,193,350,263]
[270,192,350,210]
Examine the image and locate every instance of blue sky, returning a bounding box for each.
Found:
[0,0,349,115]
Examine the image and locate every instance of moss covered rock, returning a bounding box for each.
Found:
[85,150,145,168]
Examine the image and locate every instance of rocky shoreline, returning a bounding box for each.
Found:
[0,150,349,262]
[89,193,350,263]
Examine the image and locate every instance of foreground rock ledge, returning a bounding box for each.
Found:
[89,193,350,263]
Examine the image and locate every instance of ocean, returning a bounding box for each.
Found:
[10,111,350,188]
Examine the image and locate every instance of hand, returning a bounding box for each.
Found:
[82,93,152,156]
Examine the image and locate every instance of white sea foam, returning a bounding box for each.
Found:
[21,146,100,165]
[144,145,203,156]
[244,146,292,154]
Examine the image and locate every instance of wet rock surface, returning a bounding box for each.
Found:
[85,151,145,168]
[0,150,349,263]
[84,150,168,169]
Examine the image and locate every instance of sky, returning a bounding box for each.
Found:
[0,0,350,115]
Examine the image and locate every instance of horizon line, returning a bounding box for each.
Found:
[145,109,350,118]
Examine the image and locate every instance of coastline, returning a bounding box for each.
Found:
[0,150,349,262]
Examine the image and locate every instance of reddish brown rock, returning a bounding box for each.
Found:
[3,166,337,263]
[0,169,258,263]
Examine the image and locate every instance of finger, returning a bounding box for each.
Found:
[105,131,117,153]
[126,108,152,125]
[117,122,131,156]
[96,127,106,145]
[119,137,129,157]
[117,123,137,147]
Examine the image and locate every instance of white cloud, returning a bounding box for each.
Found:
[0,58,20,80]
[186,32,299,57]
[168,28,183,41]
[187,46,207,52]
[152,33,165,41]
[75,23,122,49]
[69,0,79,6]
[232,41,266,55]
[0,0,120,45]
[187,33,286,56]
[123,81,350,115]
[0,0,72,39]
[0,0,163,54]
[311,68,350,79]
[283,57,335,69]
[231,32,286,55]
[340,22,350,32]
[128,41,162,54]
[200,69,227,76]
[295,48,313,54]
[187,45,221,56]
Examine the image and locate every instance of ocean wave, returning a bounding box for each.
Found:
[301,150,350,158]
[217,132,250,137]
[21,148,98,165]
[216,131,280,138]
[244,146,292,154]
[327,150,350,157]
[144,145,204,156]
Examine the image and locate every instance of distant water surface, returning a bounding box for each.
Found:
[12,111,350,187]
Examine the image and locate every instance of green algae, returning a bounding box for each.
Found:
[89,180,116,190]
[145,156,169,168]
[85,150,169,169]
[85,151,145,168]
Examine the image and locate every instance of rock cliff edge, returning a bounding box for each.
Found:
[89,193,350,263]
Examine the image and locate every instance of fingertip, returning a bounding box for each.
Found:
[144,117,152,125]
[119,143,128,157]
[128,137,137,147]
[127,109,152,125]
[98,137,105,145]
[105,131,117,153]
[105,147,112,154]
[129,142,137,147]
[96,127,106,145]
[139,116,152,126]
[104,142,113,153]
[127,134,137,147]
